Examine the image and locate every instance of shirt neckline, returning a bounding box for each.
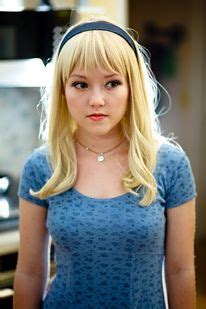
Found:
[71,142,167,201]
[71,187,131,201]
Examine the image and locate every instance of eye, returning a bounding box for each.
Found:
[71,81,88,89]
[106,80,122,88]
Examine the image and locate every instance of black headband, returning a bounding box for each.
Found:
[58,21,137,57]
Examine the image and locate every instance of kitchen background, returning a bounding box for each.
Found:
[0,0,205,308]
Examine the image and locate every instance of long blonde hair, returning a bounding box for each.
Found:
[33,18,162,206]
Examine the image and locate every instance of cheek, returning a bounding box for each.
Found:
[66,103,80,120]
[119,89,129,110]
[125,87,130,102]
[65,97,87,126]
[118,92,129,118]
[65,103,77,122]
[65,93,79,115]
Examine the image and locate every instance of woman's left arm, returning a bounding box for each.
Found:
[165,198,196,309]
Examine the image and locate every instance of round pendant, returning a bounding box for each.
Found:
[97,153,105,162]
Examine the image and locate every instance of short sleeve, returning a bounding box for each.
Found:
[165,150,197,208]
[18,150,49,208]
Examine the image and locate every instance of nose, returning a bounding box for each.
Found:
[88,88,105,107]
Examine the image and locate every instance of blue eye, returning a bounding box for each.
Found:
[106,80,122,88]
[71,82,87,89]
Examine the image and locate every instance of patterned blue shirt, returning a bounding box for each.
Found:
[18,142,196,309]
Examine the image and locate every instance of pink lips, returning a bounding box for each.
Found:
[87,114,107,121]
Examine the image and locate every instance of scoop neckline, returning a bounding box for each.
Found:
[70,142,167,201]
[71,187,131,201]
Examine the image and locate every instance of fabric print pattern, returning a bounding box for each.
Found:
[18,142,196,308]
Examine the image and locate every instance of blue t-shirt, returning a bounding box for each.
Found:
[18,142,196,309]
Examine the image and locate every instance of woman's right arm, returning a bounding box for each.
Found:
[13,198,50,309]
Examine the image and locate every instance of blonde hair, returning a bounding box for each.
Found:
[33,18,163,206]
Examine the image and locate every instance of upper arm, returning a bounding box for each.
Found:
[165,198,196,274]
[16,198,50,277]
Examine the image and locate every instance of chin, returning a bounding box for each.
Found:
[79,122,121,137]
[88,127,115,137]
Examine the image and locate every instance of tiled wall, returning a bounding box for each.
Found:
[0,88,41,179]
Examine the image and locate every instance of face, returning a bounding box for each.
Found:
[65,66,129,139]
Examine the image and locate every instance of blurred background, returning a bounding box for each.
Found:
[0,0,205,308]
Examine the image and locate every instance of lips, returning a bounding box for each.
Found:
[87,113,108,121]
[87,113,107,117]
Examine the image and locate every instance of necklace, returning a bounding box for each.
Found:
[76,139,123,162]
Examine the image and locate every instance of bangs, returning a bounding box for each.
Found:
[59,30,134,82]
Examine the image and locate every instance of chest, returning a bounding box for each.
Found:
[46,191,166,255]
[74,154,129,198]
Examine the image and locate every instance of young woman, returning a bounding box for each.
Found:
[13,18,196,309]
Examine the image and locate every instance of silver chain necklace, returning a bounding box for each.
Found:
[76,139,123,162]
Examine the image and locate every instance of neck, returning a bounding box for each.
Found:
[75,131,124,152]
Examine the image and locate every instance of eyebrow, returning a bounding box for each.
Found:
[70,73,120,79]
